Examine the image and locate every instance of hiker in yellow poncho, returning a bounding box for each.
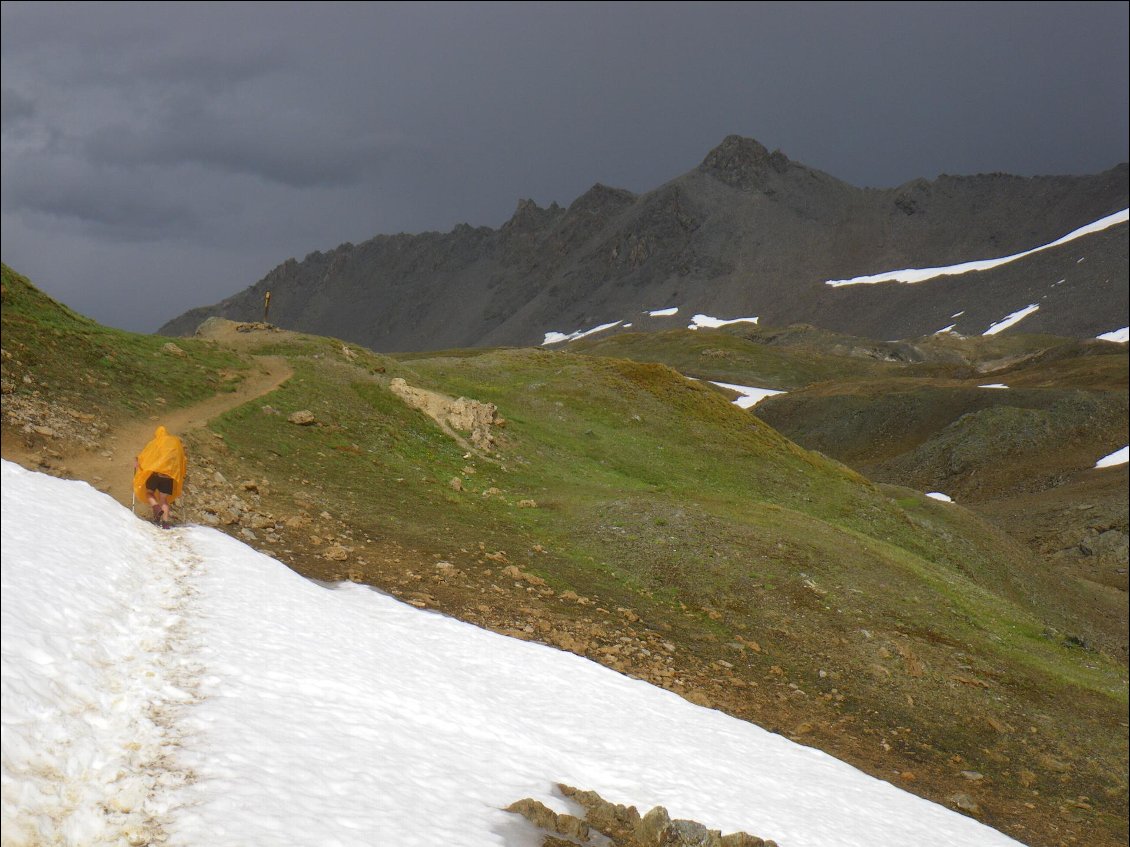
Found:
[133,425,187,527]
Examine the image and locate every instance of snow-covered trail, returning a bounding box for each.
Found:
[1,467,204,846]
[2,461,1028,846]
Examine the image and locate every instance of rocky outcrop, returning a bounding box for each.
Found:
[388,377,505,454]
[507,784,777,847]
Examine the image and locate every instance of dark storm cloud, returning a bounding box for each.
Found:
[1,1,1127,333]
[2,158,201,241]
[82,101,406,190]
[1,87,35,127]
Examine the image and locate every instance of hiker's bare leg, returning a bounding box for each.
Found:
[146,491,161,519]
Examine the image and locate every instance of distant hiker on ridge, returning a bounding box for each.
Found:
[133,425,187,529]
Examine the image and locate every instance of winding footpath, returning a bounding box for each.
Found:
[50,355,292,510]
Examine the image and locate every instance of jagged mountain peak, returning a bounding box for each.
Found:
[698,134,791,190]
[567,182,638,216]
[502,197,563,233]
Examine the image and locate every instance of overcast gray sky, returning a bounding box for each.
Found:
[2,1,1127,333]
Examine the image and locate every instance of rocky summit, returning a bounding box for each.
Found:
[158,135,1129,351]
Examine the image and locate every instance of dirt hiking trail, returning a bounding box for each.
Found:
[27,354,291,510]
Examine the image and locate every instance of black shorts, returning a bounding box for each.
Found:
[145,473,174,495]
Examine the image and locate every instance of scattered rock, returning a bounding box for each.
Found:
[215,507,240,526]
[1037,754,1071,774]
[248,513,275,530]
[948,793,981,815]
[984,716,1011,734]
[323,545,350,561]
[1,392,107,449]
[287,410,317,426]
[502,565,546,586]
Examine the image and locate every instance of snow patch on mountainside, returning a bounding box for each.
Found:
[983,304,1040,336]
[824,209,1129,287]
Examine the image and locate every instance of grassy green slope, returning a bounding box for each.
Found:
[568,323,1127,504]
[397,348,1123,695]
[757,378,1127,494]
[566,326,904,389]
[1,264,249,419]
[567,319,1129,655]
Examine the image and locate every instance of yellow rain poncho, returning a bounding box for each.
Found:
[133,425,187,503]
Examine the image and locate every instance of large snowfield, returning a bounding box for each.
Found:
[1,458,1041,846]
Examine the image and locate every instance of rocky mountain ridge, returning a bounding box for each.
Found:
[161,134,1128,350]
